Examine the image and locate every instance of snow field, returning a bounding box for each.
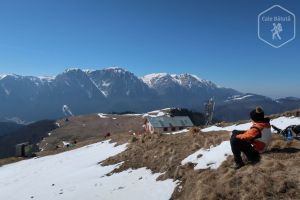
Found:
[0,140,177,200]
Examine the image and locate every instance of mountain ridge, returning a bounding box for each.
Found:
[0,67,299,122]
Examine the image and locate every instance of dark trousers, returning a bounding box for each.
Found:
[230,130,260,164]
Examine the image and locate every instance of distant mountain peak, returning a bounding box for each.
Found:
[141,73,169,86]
[0,74,8,80]
[64,68,84,73]
[141,72,216,88]
[0,74,21,80]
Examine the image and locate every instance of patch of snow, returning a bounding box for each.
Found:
[101,90,109,97]
[160,108,172,111]
[104,67,128,74]
[122,114,143,116]
[190,74,205,82]
[56,122,60,127]
[38,76,55,82]
[48,132,52,136]
[144,109,170,118]
[95,167,178,200]
[156,111,165,116]
[165,128,189,135]
[202,122,252,132]
[0,141,128,200]
[64,68,82,73]
[142,73,215,88]
[270,116,300,130]
[225,94,253,102]
[102,80,110,87]
[98,113,109,118]
[0,74,21,79]
[170,74,182,85]
[181,141,232,169]
[202,116,300,132]
[89,77,109,97]
[141,73,168,87]
[64,81,70,86]
[83,69,96,73]
[0,74,8,80]
[1,84,10,95]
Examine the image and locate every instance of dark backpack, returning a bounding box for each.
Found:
[272,125,300,140]
[293,125,300,135]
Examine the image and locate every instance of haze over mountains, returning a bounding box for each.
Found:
[0,67,300,123]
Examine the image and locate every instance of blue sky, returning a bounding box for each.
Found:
[0,0,299,98]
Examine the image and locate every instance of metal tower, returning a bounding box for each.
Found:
[204,98,215,125]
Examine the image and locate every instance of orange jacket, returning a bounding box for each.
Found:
[236,121,271,152]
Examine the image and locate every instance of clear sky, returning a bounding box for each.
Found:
[0,0,299,98]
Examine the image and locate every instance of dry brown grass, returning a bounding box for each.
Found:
[2,112,300,200]
[101,129,300,200]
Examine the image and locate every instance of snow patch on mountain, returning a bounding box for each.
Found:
[141,73,168,87]
[38,76,55,82]
[0,74,8,80]
[141,73,216,89]
[1,84,10,95]
[102,80,111,87]
[225,94,253,102]
[64,68,83,73]
[83,69,96,73]
[98,113,109,118]
[88,77,109,97]
[0,74,21,80]
[104,67,129,74]
[142,108,172,117]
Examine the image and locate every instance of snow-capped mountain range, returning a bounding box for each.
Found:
[0,67,300,122]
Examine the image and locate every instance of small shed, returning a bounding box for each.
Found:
[144,116,194,134]
[15,142,33,157]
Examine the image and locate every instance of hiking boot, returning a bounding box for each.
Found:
[247,158,260,165]
[247,156,261,165]
[231,162,245,170]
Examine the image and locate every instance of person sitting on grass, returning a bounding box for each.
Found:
[230,106,272,169]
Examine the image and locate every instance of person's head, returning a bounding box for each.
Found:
[250,106,264,123]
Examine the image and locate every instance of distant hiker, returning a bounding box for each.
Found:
[230,106,272,169]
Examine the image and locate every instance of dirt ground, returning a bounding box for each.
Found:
[38,113,144,152]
